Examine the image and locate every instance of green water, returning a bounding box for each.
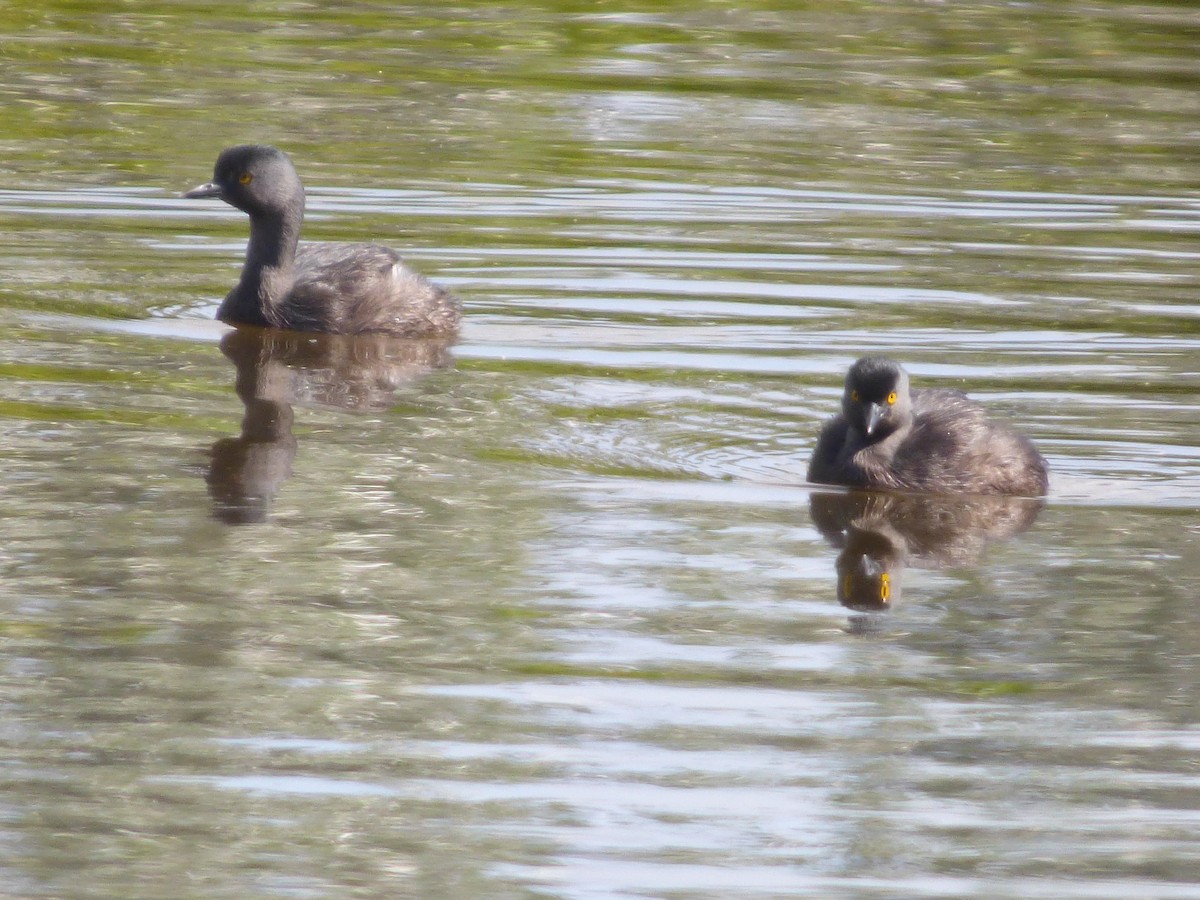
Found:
[2,3,1200,897]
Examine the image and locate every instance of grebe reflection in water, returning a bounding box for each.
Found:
[207,327,453,524]
[809,489,1044,612]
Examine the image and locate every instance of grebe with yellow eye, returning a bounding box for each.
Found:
[808,356,1048,496]
[184,144,460,337]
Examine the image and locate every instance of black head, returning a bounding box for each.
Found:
[184,144,304,218]
[841,356,913,440]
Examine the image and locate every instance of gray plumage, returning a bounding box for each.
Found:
[185,144,460,337]
[808,356,1048,496]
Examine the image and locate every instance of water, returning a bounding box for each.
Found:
[2,2,1200,897]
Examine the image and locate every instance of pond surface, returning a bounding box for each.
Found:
[2,2,1200,897]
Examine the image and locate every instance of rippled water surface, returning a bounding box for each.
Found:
[2,3,1200,897]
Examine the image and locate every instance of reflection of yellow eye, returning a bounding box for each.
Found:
[887,391,897,405]
[239,172,253,185]
[880,572,891,601]
[842,575,854,597]
[850,390,860,402]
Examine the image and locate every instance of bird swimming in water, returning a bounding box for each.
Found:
[808,356,1048,496]
[184,144,460,337]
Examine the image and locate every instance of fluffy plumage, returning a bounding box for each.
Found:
[808,356,1048,496]
[185,144,460,337]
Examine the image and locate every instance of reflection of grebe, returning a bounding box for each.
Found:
[184,144,461,337]
[809,357,1048,497]
[809,490,1044,612]
[207,327,454,524]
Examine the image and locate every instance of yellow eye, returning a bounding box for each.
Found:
[239,172,253,185]
[886,391,897,405]
[880,572,891,601]
[850,390,860,402]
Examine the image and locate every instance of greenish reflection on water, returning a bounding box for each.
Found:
[1,2,1200,897]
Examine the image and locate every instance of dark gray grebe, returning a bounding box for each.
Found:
[808,356,1048,496]
[184,144,460,337]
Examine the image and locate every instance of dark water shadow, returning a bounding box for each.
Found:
[207,327,454,524]
[809,489,1045,614]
